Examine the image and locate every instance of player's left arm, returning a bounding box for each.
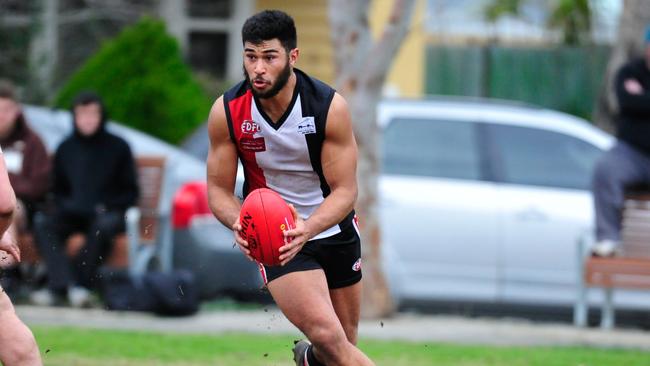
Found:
[0,148,18,266]
[0,149,15,236]
[280,93,358,264]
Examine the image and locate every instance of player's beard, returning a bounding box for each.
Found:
[244,59,292,99]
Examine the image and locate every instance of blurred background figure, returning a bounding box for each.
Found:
[0,80,51,296]
[32,92,138,307]
[591,25,650,256]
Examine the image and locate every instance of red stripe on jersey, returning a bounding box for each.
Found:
[229,91,267,191]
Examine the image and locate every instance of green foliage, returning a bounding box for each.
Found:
[548,0,592,45]
[54,17,211,144]
[483,0,593,46]
[484,0,522,22]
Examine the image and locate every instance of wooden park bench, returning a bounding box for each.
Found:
[574,189,650,329]
[123,155,172,276]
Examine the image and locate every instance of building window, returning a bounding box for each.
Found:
[189,32,228,78]
[186,0,230,19]
[0,0,38,13]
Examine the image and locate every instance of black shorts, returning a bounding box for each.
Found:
[260,224,362,289]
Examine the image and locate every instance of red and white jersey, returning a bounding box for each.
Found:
[223,69,354,240]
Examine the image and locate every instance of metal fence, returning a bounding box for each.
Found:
[426,45,611,120]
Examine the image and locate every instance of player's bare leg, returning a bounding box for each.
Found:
[0,285,42,366]
[267,269,374,366]
[330,281,362,344]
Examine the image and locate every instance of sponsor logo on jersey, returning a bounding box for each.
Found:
[240,137,266,152]
[352,258,362,272]
[297,117,316,135]
[241,120,261,134]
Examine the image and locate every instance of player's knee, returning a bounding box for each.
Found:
[309,325,348,360]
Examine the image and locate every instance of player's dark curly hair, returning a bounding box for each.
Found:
[241,10,297,52]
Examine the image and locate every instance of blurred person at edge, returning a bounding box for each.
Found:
[32,91,138,307]
[0,143,43,365]
[591,25,650,256]
[0,80,50,293]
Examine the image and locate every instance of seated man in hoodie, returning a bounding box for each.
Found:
[0,80,50,293]
[32,91,138,306]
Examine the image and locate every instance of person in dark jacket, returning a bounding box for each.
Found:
[0,80,50,238]
[591,26,650,256]
[0,80,51,295]
[32,92,138,306]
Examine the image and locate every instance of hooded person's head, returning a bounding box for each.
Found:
[71,91,107,138]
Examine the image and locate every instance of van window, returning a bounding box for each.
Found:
[489,124,603,190]
[382,118,481,180]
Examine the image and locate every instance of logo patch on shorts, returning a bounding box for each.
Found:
[352,258,362,272]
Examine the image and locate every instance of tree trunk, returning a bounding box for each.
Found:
[593,0,650,131]
[29,0,59,101]
[328,0,416,318]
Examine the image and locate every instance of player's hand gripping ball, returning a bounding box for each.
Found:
[239,188,295,266]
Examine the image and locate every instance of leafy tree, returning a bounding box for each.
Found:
[548,0,592,45]
[484,0,593,45]
[54,17,210,144]
[484,0,521,22]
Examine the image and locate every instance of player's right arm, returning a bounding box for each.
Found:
[0,149,15,236]
[0,149,18,264]
[615,63,650,116]
[206,97,252,260]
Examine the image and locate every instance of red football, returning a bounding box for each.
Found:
[239,188,295,266]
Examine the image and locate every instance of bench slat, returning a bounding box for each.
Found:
[586,257,650,289]
[134,156,165,243]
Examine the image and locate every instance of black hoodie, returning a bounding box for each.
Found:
[615,57,650,156]
[52,102,138,216]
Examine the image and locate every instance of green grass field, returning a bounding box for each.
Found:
[33,326,650,366]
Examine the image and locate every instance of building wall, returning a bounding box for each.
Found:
[256,0,334,84]
[369,0,425,97]
[159,0,254,83]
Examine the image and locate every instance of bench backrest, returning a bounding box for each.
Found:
[621,192,650,258]
[135,156,166,243]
